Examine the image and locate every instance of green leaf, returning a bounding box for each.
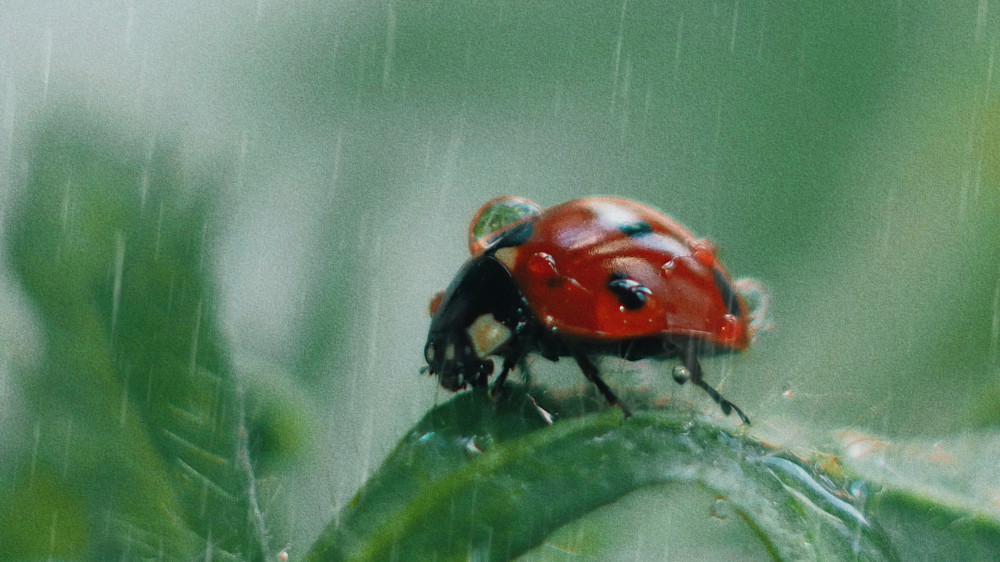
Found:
[306,387,898,561]
[1,113,274,561]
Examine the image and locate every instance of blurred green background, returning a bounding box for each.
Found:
[0,1,998,559]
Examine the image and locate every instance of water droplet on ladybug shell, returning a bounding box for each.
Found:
[719,313,740,336]
[661,258,676,278]
[528,251,558,279]
[691,239,717,268]
[468,196,542,254]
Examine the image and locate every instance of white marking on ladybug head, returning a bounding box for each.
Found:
[466,313,512,358]
[494,247,519,270]
[445,343,456,361]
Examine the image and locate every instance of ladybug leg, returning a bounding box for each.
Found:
[491,338,534,397]
[571,351,632,418]
[517,357,533,387]
[681,348,751,425]
[490,359,514,397]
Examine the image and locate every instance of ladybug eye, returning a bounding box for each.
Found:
[468,196,542,254]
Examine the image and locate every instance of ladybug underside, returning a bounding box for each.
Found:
[424,197,752,424]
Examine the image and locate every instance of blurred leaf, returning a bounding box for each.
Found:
[836,430,1000,560]
[306,387,901,561]
[1,113,276,561]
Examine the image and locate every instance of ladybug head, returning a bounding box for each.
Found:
[424,255,529,391]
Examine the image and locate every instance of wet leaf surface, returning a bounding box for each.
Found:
[307,387,902,561]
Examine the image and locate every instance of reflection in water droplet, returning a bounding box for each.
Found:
[457,436,482,455]
[849,480,869,503]
[780,380,796,400]
[711,497,730,520]
[672,365,690,384]
[679,420,696,435]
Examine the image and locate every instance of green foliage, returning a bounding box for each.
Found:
[4,112,1000,561]
[1,114,276,560]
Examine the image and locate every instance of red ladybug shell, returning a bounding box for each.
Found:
[483,197,750,351]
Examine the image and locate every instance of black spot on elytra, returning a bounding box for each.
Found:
[619,221,653,237]
[607,272,653,310]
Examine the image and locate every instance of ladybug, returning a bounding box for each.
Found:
[423,196,760,424]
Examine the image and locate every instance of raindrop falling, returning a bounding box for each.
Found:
[61,419,72,479]
[29,422,40,483]
[188,299,203,379]
[3,77,17,153]
[729,0,740,53]
[383,2,396,91]
[124,0,136,48]
[619,56,632,141]
[673,14,684,79]
[42,26,53,103]
[59,178,72,245]
[154,202,164,260]
[139,164,150,211]
[610,0,628,110]
[48,511,59,560]
[329,131,343,203]
[120,366,130,427]
[139,140,153,211]
[755,5,766,61]
[111,231,125,335]
[976,0,989,43]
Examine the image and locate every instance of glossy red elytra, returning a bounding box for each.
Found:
[423,196,765,424]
